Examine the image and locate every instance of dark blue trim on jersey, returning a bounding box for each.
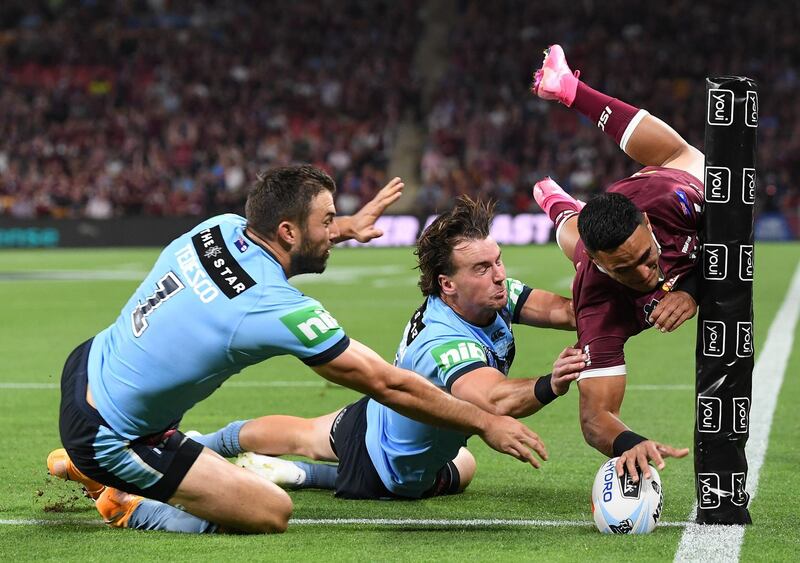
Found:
[512,286,533,324]
[302,335,351,366]
[444,361,488,393]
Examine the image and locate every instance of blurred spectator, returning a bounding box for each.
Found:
[417,0,800,235]
[0,0,421,219]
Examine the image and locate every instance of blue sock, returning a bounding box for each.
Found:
[294,461,337,490]
[128,499,218,533]
[191,420,248,458]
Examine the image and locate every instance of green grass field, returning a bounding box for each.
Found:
[1,244,798,561]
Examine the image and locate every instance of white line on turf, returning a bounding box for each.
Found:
[674,261,800,563]
[0,517,688,528]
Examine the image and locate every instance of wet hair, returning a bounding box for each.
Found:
[245,165,336,236]
[416,196,495,296]
[577,192,644,253]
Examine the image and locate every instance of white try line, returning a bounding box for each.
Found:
[674,261,800,563]
[0,517,689,528]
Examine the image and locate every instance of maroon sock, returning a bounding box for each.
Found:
[549,201,580,231]
[572,82,643,147]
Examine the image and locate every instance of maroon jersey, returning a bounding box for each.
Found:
[572,166,704,378]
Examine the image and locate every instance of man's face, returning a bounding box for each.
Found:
[441,237,507,320]
[590,218,662,293]
[290,191,338,275]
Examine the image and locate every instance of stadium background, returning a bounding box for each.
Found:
[1,1,799,561]
[0,0,798,244]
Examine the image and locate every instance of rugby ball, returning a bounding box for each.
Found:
[591,457,663,534]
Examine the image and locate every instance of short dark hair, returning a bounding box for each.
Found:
[245,165,336,236]
[577,192,644,253]
[416,196,495,296]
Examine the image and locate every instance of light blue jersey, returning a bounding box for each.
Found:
[365,279,532,497]
[88,214,349,439]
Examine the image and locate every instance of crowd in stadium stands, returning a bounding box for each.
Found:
[0,0,420,219]
[0,1,798,236]
[417,1,800,235]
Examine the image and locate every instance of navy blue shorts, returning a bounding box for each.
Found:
[329,396,460,500]
[58,339,203,502]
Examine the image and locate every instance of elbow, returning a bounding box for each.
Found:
[492,402,513,417]
[364,377,392,403]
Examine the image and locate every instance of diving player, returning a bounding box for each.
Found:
[530,44,700,479]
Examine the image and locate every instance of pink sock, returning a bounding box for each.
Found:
[571,82,646,150]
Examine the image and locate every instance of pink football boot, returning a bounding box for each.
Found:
[533,177,585,216]
[531,44,580,107]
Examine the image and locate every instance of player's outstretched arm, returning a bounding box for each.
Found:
[312,338,549,468]
[333,177,404,243]
[578,375,688,481]
[517,289,576,330]
[451,347,584,418]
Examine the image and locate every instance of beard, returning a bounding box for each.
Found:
[289,236,331,276]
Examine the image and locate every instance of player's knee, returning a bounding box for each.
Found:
[454,448,477,491]
[253,493,293,534]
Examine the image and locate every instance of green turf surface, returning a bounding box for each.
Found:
[0,244,798,561]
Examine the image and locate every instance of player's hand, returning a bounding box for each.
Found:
[615,440,689,482]
[551,347,585,396]
[649,290,697,333]
[347,177,405,243]
[480,415,548,469]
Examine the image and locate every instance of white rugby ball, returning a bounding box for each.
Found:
[591,457,663,534]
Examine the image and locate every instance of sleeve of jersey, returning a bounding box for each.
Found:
[423,337,489,392]
[504,277,533,324]
[248,294,350,366]
[576,301,630,380]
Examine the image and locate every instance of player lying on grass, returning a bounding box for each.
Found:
[46,166,555,534]
[530,44,700,479]
[192,196,585,500]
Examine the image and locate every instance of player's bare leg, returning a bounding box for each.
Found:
[532,44,704,180]
[452,447,477,492]
[238,410,341,461]
[168,449,293,533]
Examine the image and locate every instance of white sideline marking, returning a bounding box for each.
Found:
[0,517,688,528]
[674,261,800,562]
[0,382,692,391]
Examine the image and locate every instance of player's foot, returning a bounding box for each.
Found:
[234,452,306,489]
[533,177,585,216]
[531,44,580,106]
[95,487,144,528]
[47,448,106,500]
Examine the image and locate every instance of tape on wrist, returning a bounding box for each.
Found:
[533,373,558,405]
[612,430,647,457]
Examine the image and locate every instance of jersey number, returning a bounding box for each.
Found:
[131,271,185,337]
